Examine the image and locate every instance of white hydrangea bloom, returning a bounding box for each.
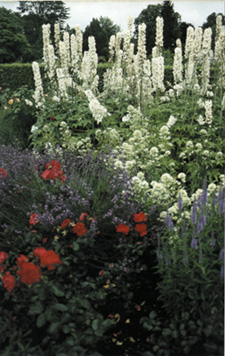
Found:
[177,173,186,183]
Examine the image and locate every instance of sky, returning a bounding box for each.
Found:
[0,1,224,32]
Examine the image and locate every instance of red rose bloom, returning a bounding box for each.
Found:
[133,212,147,222]
[0,251,8,264]
[134,223,147,237]
[2,272,16,292]
[0,168,7,178]
[61,218,71,228]
[17,261,41,285]
[29,213,39,226]
[17,254,29,268]
[72,222,87,236]
[33,247,62,270]
[116,224,130,235]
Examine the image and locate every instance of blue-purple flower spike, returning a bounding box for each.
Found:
[178,192,183,211]
[201,180,208,205]
[191,200,197,224]
[165,211,174,231]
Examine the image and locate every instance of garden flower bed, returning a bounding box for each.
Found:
[0,15,224,356]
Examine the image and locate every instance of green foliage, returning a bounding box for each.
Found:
[83,16,121,60]
[0,86,36,148]
[0,6,32,63]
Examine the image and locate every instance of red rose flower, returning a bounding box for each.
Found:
[61,218,71,229]
[50,116,55,121]
[2,272,16,292]
[134,223,147,237]
[79,213,87,221]
[17,254,29,268]
[133,212,147,223]
[0,168,7,178]
[72,222,87,236]
[29,213,39,226]
[17,261,41,285]
[33,247,62,270]
[116,224,130,235]
[0,251,8,264]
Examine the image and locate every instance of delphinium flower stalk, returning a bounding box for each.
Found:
[84,89,110,124]
[204,100,213,125]
[215,14,222,42]
[32,61,44,106]
[155,16,164,55]
[214,29,225,88]
[75,25,83,60]
[115,32,122,60]
[63,31,71,65]
[184,26,195,60]
[122,16,133,66]
[42,24,51,73]
[137,23,147,72]
[87,36,99,92]
[54,23,60,56]
[151,56,165,93]
[200,28,212,94]
[173,46,183,84]
[47,44,56,84]
[108,35,116,62]
[56,68,68,100]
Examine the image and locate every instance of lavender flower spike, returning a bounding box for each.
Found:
[191,227,198,249]
[177,192,183,211]
[165,211,174,231]
[191,200,197,224]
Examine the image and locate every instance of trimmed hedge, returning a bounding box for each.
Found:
[0,62,175,92]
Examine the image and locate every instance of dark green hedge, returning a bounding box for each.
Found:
[1,62,176,92]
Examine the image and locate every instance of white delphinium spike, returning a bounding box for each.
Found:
[84,89,111,124]
[88,36,99,92]
[176,38,182,49]
[71,34,78,67]
[108,35,116,62]
[155,16,164,51]
[202,28,212,57]
[215,14,222,42]
[32,61,44,105]
[48,44,56,82]
[123,16,134,65]
[184,26,194,59]
[115,32,122,60]
[54,23,60,56]
[192,27,203,60]
[173,47,183,84]
[42,24,51,71]
[63,31,70,64]
[201,56,210,95]
[142,59,153,101]
[56,68,68,100]
[214,32,225,87]
[205,100,213,125]
[152,46,160,59]
[137,23,147,70]
[152,56,165,92]
[75,25,83,59]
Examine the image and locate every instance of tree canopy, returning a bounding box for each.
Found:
[0,7,32,63]
[83,16,121,60]
[17,1,70,60]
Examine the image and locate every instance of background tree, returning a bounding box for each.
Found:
[161,1,181,51]
[17,1,70,60]
[134,4,162,56]
[83,16,121,61]
[202,12,225,49]
[0,7,32,63]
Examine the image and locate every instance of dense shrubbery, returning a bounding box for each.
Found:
[0,15,224,356]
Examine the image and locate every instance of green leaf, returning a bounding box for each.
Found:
[73,242,79,251]
[28,302,43,315]
[53,303,68,312]
[149,311,157,319]
[162,328,172,337]
[79,299,91,309]
[92,319,99,331]
[51,284,64,297]
[49,322,60,334]
[36,313,46,328]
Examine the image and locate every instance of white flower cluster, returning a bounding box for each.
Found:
[85,89,110,124]
[166,115,177,129]
[54,23,60,56]
[152,56,165,92]
[204,99,213,125]
[155,16,164,49]
[173,47,183,84]
[137,23,147,72]
[56,68,68,100]
[32,61,44,105]
[131,172,150,203]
